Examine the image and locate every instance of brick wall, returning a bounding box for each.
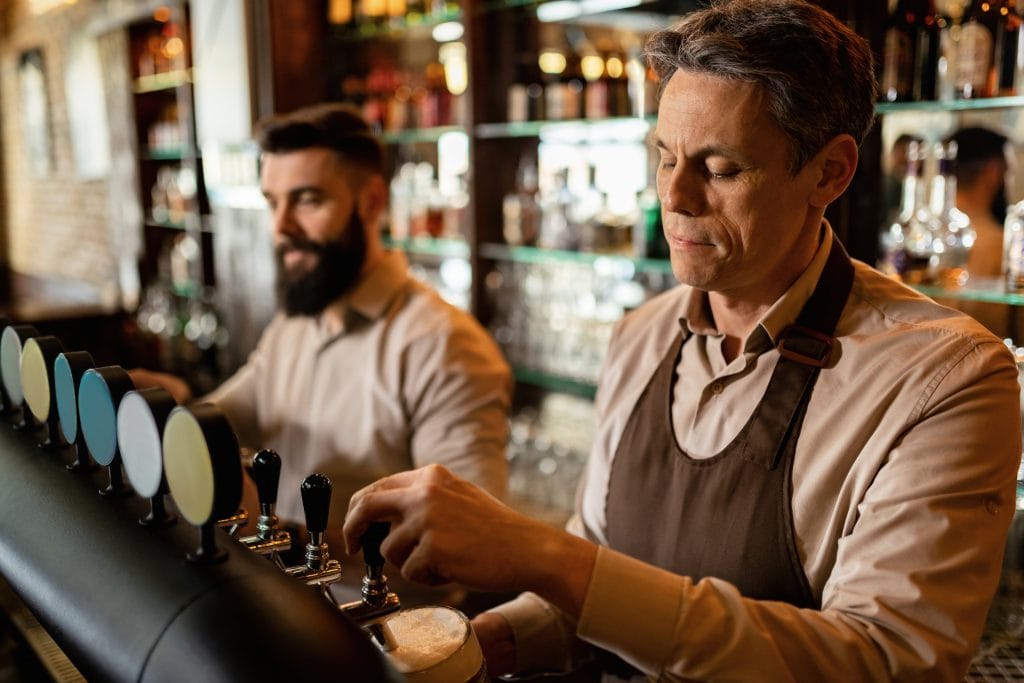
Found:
[0,0,150,305]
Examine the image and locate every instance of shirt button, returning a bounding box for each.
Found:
[711,382,724,395]
[986,498,1001,515]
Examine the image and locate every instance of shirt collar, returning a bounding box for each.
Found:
[676,222,834,353]
[318,250,410,338]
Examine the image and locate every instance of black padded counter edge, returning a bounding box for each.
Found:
[0,423,404,683]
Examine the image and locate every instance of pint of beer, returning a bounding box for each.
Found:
[381,606,487,682]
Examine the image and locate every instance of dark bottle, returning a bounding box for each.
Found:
[956,0,1021,97]
[561,45,585,120]
[508,54,546,122]
[580,46,609,119]
[881,0,939,102]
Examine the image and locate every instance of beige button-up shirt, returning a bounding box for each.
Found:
[497,226,1022,682]
[205,250,512,531]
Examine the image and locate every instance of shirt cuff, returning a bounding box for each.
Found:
[576,545,686,674]
[489,592,577,674]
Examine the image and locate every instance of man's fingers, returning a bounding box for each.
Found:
[342,487,413,554]
[402,541,450,586]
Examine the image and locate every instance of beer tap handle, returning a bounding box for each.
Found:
[339,521,400,623]
[284,473,342,595]
[301,473,332,538]
[252,448,281,510]
[361,522,390,571]
[238,448,291,557]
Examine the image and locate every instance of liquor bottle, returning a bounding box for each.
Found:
[605,50,631,117]
[508,54,545,122]
[561,44,585,120]
[502,156,542,246]
[634,187,668,259]
[956,0,1021,97]
[878,140,938,283]
[572,165,606,251]
[935,8,956,100]
[1004,200,1024,291]
[538,168,577,250]
[881,0,939,101]
[928,141,974,286]
[580,45,609,119]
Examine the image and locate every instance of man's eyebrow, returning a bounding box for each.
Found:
[651,135,742,161]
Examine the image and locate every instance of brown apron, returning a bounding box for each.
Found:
[599,239,854,680]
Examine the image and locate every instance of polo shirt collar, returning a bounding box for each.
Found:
[318,250,410,337]
[676,222,834,355]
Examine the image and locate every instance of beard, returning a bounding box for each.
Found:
[274,211,368,317]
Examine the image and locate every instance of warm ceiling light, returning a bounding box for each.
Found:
[153,6,172,22]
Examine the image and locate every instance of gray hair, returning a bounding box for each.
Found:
[645,0,877,174]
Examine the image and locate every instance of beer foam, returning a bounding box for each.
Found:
[384,606,483,681]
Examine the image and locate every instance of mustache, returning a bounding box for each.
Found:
[275,235,327,256]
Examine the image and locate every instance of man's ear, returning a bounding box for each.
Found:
[357,173,388,225]
[808,134,859,209]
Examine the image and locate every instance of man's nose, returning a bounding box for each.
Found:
[271,205,303,241]
[661,166,705,216]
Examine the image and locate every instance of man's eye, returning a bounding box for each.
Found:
[708,168,740,180]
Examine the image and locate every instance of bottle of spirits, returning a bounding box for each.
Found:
[955,0,1020,97]
[502,156,542,246]
[605,49,631,117]
[634,187,668,259]
[881,0,939,101]
[928,140,974,287]
[580,45,608,119]
[538,168,577,250]
[878,140,938,282]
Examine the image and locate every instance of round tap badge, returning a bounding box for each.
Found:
[162,404,242,527]
[78,367,135,467]
[21,336,63,423]
[0,325,39,407]
[117,388,177,498]
[54,351,94,445]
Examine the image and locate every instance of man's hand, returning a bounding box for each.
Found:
[343,464,597,619]
[127,368,193,404]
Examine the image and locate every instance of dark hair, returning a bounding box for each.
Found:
[644,0,877,174]
[254,103,383,176]
[946,126,1009,187]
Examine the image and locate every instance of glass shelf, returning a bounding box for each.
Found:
[912,278,1024,306]
[512,365,597,399]
[133,69,192,94]
[330,8,462,41]
[480,242,674,276]
[875,95,1024,115]
[475,115,654,141]
[380,125,467,145]
[383,235,470,258]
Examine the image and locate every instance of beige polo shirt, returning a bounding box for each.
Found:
[206,250,512,532]
[496,226,1022,682]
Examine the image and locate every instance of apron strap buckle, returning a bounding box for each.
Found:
[777,325,833,368]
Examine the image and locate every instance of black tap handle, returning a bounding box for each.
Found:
[300,473,332,534]
[361,522,390,568]
[252,449,282,507]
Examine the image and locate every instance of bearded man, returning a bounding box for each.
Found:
[133,104,511,573]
